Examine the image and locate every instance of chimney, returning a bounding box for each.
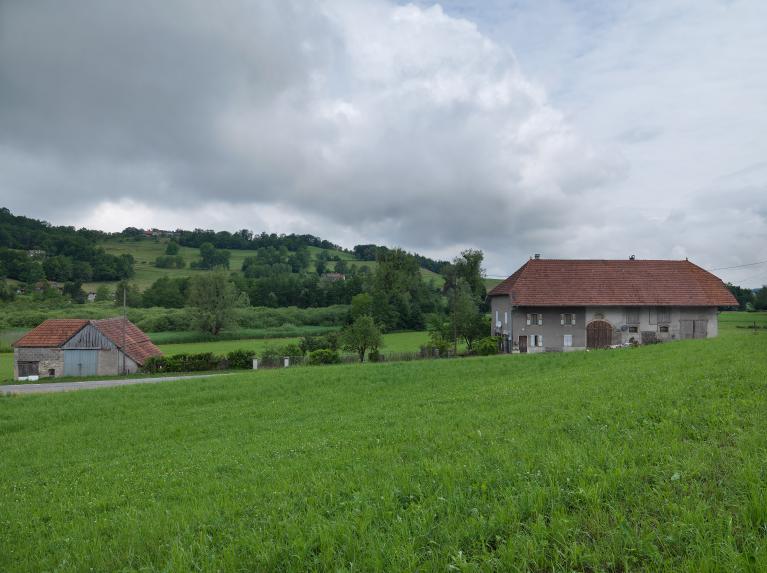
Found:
[534,253,540,259]
[629,255,635,260]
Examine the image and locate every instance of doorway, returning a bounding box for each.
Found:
[518,335,528,353]
[587,320,612,349]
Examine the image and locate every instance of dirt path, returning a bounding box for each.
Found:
[0,374,228,395]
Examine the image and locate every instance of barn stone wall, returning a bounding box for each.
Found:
[13,348,64,379]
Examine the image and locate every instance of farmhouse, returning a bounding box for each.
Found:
[12,318,161,380]
[488,258,738,352]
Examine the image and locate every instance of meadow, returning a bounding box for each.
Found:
[1,315,765,571]
[155,330,430,357]
[93,238,448,291]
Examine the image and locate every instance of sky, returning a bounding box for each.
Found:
[0,0,765,286]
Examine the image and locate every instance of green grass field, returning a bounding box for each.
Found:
[1,314,765,571]
[156,330,431,357]
[0,352,11,380]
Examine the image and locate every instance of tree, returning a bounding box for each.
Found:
[725,283,754,310]
[63,281,86,304]
[142,277,188,308]
[114,281,143,307]
[193,242,230,270]
[443,249,486,307]
[350,292,373,320]
[165,240,180,255]
[447,280,487,352]
[754,286,767,311]
[95,285,112,302]
[341,315,383,362]
[0,279,15,302]
[187,271,239,335]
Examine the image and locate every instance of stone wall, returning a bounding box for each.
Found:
[13,347,64,379]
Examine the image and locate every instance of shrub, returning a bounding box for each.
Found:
[226,349,254,369]
[307,349,341,365]
[474,337,499,356]
[368,348,382,362]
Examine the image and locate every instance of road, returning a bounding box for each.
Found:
[0,373,228,395]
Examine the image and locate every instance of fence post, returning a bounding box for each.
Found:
[252,358,259,370]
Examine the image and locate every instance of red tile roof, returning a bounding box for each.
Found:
[488,259,738,307]
[91,318,162,366]
[13,317,162,366]
[13,319,89,348]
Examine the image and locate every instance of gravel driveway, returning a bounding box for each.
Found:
[0,374,227,395]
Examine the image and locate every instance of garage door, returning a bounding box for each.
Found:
[64,350,98,377]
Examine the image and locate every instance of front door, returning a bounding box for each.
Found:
[587,320,613,349]
[518,335,528,353]
[64,350,98,377]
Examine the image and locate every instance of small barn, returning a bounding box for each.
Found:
[12,318,162,380]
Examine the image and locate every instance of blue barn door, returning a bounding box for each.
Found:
[64,350,99,377]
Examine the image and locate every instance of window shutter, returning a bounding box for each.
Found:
[560,314,564,325]
[539,314,543,326]
[538,336,543,347]
[504,311,508,325]
[526,314,531,325]
[572,314,576,326]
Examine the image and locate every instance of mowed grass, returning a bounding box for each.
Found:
[1,316,765,571]
[157,330,431,357]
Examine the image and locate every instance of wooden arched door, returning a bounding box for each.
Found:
[587,320,613,349]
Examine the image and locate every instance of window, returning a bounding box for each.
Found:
[625,309,640,324]
[657,308,671,323]
[561,313,575,326]
[628,326,639,333]
[563,334,573,347]
[659,325,669,333]
[18,362,39,377]
[527,313,542,325]
[531,334,544,347]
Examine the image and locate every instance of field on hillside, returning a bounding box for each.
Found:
[94,237,446,291]
[1,316,765,571]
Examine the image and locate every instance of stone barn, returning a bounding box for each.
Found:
[12,318,162,380]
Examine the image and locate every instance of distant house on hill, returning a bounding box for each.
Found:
[320,272,346,282]
[12,318,162,380]
[488,257,737,353]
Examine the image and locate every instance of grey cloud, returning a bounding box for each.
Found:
[1,0,765,286]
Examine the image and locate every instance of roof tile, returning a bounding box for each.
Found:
[488,259,738,307]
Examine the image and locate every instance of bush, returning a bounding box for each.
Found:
[368,348,382,362]
[143,352,219,373]
[307,349,341,365]
[226,349,255,369]
[474,337,499,356]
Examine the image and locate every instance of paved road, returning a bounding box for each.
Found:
[0,374,227,395]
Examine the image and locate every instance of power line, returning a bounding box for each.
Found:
[709,259,767,271]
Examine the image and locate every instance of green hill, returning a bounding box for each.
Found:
[87,236,445,292]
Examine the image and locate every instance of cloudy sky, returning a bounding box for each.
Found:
[1,0,765,285]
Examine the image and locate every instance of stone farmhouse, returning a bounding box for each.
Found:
[12,318,162,380]
[488,258,737,353]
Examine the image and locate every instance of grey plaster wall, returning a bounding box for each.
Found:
[512,307,587,352]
